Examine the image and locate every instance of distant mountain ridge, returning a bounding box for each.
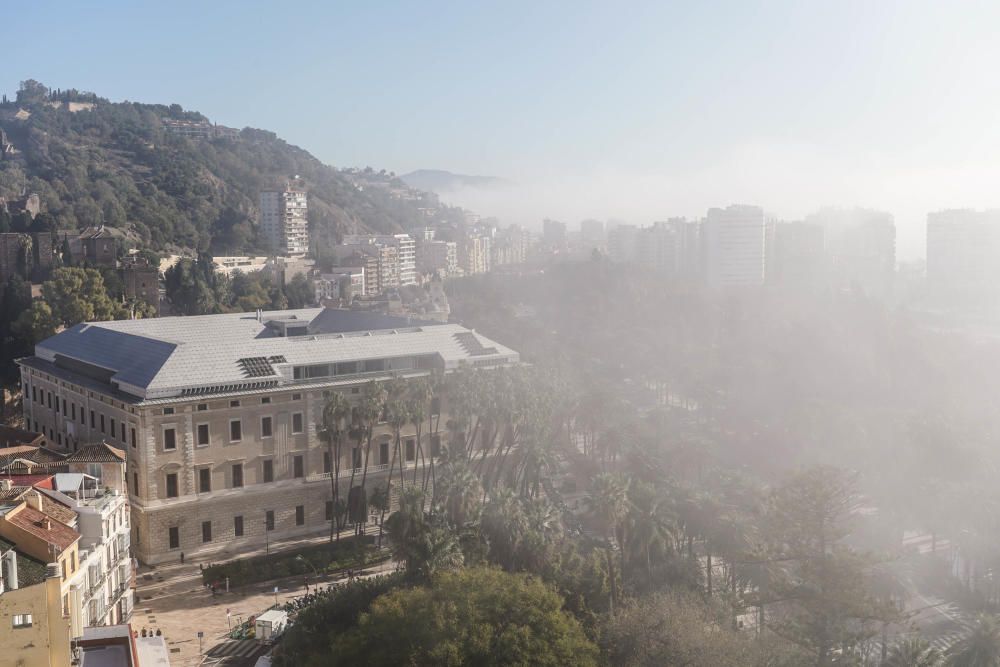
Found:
[401,169,509,193]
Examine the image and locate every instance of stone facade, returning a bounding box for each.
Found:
[21,365,445,564]
[121,261,159,310]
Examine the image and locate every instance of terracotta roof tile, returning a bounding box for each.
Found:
[40,495,76,527]
[6,505,79,553]
[66,442,125,464]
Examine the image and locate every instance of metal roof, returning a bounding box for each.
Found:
[31,308,518,399]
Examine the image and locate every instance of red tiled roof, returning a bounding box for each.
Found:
[40,495,76,527]
[6,504,79,552]
[67,442,126,464]
[0,475,54,489]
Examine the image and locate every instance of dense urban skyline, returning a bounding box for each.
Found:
[8,1,1000,259]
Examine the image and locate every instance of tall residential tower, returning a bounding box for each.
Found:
[260,179,309,256]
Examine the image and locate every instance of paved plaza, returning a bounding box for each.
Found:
[133,529,394,666]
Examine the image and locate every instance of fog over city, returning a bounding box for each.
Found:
[4,3,1000,667]
[436,146,1000,261]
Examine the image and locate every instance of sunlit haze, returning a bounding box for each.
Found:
[8,1,1000,258]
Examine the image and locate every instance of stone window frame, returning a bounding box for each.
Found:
[196,422,210,447]
[162,424,178,452]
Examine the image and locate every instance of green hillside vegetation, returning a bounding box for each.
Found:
[0,80,465,256]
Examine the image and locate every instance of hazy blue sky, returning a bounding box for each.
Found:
[6,0,1000,258]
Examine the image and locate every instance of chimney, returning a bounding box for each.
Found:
[2,549,18,590]
[42,518,51,530]
[27,490,43,512]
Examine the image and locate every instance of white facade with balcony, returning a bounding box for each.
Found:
[47,476,133,627]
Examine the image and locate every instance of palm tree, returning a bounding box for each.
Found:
[320,392,351,542]
[436,460,483,528]
[481,488,528,570]
[354,380,387,535]
[378,396,410,547]
[406,379,430,492]
[387,487,426,543]
[946,615,1000,667]
[625,482,677,584]
[885,637,941,667]
[586,473,630,611]
[409,526,464,579]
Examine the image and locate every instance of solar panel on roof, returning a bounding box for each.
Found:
[453,332,498,356]
[238,357,276,377]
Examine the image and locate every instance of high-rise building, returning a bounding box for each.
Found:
[260,179,309,256]
[702,205,766,288]
[926,209,1000,291]
[458,234,491,275]
[542,219,567,249]
[804,208,895,297]
[765,221,826,287]
[607,225,640,263]
[342,234,416,286]
[491,225,530,267]
[417,240,458,277]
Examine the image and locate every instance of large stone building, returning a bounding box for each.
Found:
[19,308,518,564]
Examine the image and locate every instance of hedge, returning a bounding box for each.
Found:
[202,535,386,588]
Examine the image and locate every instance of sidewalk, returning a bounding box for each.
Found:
[132,524,395,667]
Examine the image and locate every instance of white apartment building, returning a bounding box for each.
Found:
[702,205,766,288]
[458,234,491,275]
[53,475,132,628]
[342,234,416,286]
[260,182,309,256]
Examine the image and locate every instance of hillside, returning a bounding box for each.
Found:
[0,81,465,256]
[401,169,508,193]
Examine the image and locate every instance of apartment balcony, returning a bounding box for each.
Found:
[108,581,129,608]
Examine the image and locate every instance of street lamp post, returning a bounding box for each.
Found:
[295,555,319,578]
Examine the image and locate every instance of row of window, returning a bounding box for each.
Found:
[164,455,305,498]
[159,437,440,499]
[161,395,286,416]
[167,505,321,548]
[27,384,137,449]
[162,413,304,452]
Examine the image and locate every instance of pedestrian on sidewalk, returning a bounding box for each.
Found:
[180,552,185,564]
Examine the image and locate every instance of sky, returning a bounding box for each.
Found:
[7,0,1000,259]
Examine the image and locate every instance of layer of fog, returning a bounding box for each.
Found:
[435,141,1000,261]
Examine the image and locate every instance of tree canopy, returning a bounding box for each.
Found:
[331,568,599,667]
